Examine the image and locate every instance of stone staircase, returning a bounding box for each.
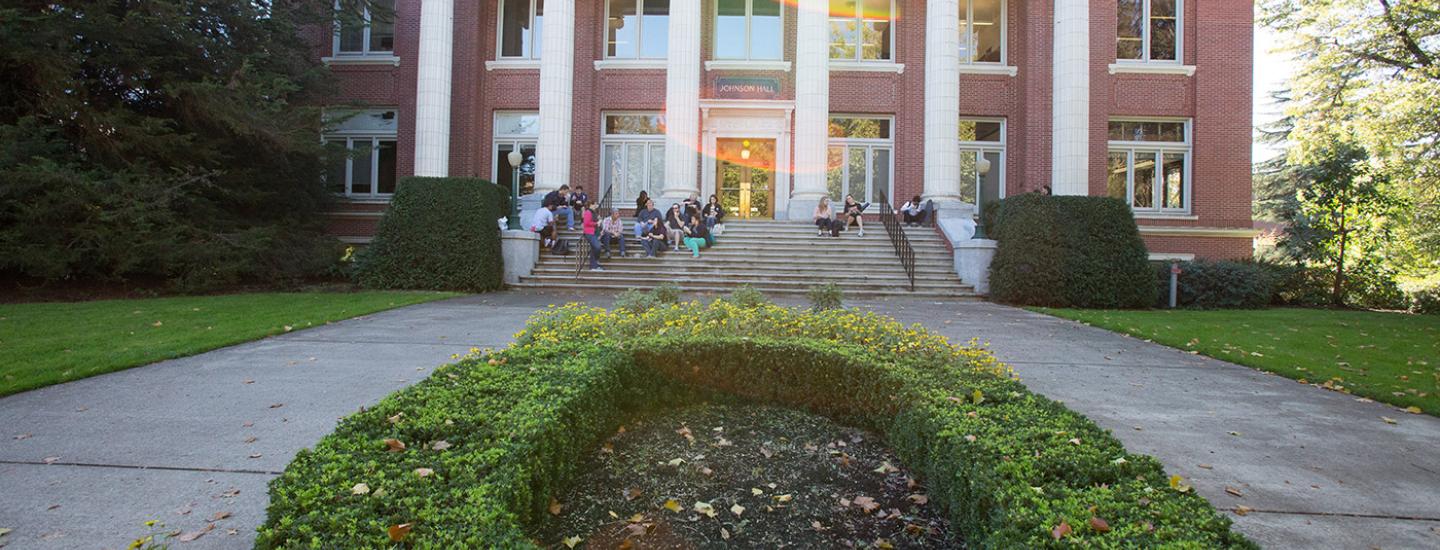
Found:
[512,220,978,297]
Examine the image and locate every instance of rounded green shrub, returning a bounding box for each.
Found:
[258,302,1253,549]
[1156,259,1277,309]
[806,282,844,311]
[989,194,1156,308]
[354,177,507,292]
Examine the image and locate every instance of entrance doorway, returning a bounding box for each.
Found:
[715,138,776,219]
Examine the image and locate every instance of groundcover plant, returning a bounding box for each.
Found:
[258,300,1254,548]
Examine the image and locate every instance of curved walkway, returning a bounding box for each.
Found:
[1,291,1437,549]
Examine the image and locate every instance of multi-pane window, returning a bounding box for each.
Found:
[828,0,893,61]
[606,0,669,59]
[1107,120,1189,214]
[958,118,1005,215]
[715,0,783,61]
[826,116,893,204]
[324,109,399,198]
[1117,0,1178,62]
[600,113,666,204]
[499,0,544,59]
[959,0,1004,64]
[494,112,540,195]
[335,0,395,56]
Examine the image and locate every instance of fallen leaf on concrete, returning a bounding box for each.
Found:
[12,434,30,440]
[248,453,262,459]
[1225,486,1244,498]
[1235,505,1252,516]
[243,436,257,444]
[219,488,240,498]
[209,511,231,522]
[1197,463,1213,469]
[1405,406,1423,415]
[1382,417,1398,425]
[41,456,60,464]
[268,403,283,409]
[177,523,214,542]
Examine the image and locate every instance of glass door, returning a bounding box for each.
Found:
[715,138,775,219]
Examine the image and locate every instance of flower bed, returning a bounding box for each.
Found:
[258,301,1253,548]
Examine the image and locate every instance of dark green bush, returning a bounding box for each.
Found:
[1155,259,1276,309]
[806,282,844,311]
[259,302,1252,549]
[1252,259,1331,306]
[727,284,771,308]
[354,177,506,292]
[612,288,657,314]
[653,282,682,304]
[989,194,1156,308]
[1407,281,1440,315]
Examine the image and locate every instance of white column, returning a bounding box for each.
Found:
[661,0,703,202]
[923,0,962,206]
[787,0,831,219]
[534,0,575,194]
[413,0,455,177]
[1051,0,1090,195]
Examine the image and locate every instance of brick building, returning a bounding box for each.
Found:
[319,0,1256,260]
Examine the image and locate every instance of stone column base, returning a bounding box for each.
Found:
[953,238,998,295]
[786,196,825,222]
[500,229,541,285]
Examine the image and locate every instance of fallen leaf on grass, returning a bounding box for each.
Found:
[431,440,452,451]
[548,498,562,515]
[772,494,792,504]
[875,538,895,549]
[751,487,764,496]
[873,461,898,474]
[720,527,731,540]
[624,488,642,501]
[387,523,412,542]
[1089,516,1111,533]
[383,439,406,452]
[676,426,695,444]
[1169,475,1192,493]
[415,468,434,478]
[760,446,774,459]
[666,458,686,467]
[663,499,682,513]
[1051,521,1072,540]
[907,494,928,505]
[351,483,370,495]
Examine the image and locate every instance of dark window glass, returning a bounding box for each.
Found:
[377,140,397,194]
[1116,0,1143,59]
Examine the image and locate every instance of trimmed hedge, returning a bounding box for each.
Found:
[258,301,1252,548]
[989,194,1156,308]
[1156,259,1277,309]
[354,177,507,292]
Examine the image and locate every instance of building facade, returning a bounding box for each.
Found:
[319,0,1256,259]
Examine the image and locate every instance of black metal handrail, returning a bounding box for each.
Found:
[574,183,615,278]
[875,189,916,292]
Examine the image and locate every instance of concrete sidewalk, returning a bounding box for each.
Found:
[0,291,606,550]
[2,291,1437,549]
[855,298,1440,549]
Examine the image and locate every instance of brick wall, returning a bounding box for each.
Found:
[315,0,1256,261]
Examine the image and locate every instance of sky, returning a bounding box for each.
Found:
[1252,22,1293,164]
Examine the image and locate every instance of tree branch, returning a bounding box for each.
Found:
[1377,0,1435,67]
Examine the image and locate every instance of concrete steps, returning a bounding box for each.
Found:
[517,220,974,298]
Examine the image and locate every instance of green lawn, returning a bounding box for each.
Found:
[0,291,459,397]
[1034,307,1440,415]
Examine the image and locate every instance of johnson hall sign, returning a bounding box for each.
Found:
[714,77,783,100]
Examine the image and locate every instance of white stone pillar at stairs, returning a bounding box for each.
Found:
[660,0,703,204]
[533,0,576,195]
[1051,0,1091,195]
[413,0,454,177]
[786,0,831,219]
[922,0,966,214]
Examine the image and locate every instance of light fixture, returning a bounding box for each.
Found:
[507,150,523,167]
[976,155,992,176]
[740,139,751,160]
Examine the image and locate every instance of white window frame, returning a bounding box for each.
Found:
[713,0,785,61]
[827,0,895,62]
[332,0,394,57]
[1115,0,1182,64]
[604,0,668,59]
[323,109,398,199]
[496,0,543,60]
[1107,118,1192,215]
[826,115,895,204]
[492,111,540,187]
[598,112,666,204]
[959,0,1006,65]
[958,117,1007,215]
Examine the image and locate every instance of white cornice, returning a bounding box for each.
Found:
[957,64,1017,76]
[705,60,792,72]
[1138,226,1260,238]
[594,59,667,70]
[1109,63,1197,76]
[322,55,401,67]
[829,61,905,74]
[485,59,541,71]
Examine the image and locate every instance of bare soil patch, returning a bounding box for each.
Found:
[533,404,959,549]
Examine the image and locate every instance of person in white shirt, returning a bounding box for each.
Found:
[529,204,557,248]
[899,196,926,226]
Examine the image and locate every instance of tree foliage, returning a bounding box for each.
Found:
[0,0,360,290]
[1260,0,1440,287]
